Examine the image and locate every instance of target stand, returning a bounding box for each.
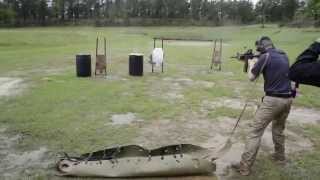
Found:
[210,39,223,71]
[95,37,107,76]
[151,38,165,73]
[152,37,223,72]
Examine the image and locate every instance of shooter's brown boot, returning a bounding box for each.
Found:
[231,161,251,176]
[271,153,286,165]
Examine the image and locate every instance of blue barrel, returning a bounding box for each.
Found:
[129,53,144,76]
[76,54,92,77]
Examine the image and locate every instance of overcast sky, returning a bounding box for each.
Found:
[251,0,259,4]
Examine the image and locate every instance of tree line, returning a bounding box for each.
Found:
[0,0,319,27]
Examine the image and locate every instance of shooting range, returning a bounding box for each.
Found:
[1,2,320,179]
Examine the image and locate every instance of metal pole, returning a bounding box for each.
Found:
[162,38,164,72]
[104,37,107,75]
[161,39,164,49]
[96,37,98,56]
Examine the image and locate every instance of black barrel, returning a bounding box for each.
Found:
[76,54,92,77]
[129,53,144,76]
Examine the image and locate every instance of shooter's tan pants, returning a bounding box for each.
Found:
[241,96,292,168]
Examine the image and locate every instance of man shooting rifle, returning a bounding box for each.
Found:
[232,37,293,176]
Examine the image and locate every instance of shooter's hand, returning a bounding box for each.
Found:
[248,58,258,81]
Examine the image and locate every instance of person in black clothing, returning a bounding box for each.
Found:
[289,39,320,87]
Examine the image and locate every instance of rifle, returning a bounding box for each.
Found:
[231,49,260,73]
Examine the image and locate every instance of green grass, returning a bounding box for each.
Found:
[0,25,320,179]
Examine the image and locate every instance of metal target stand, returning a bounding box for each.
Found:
[210,39,223,71]
[152,38,165,73]
[95,37,107,76]
[152,37,223,72]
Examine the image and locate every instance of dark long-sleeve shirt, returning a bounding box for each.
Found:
[289,41,320,87]
[252,48,292,95]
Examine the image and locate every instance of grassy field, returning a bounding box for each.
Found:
[0,25,320,180]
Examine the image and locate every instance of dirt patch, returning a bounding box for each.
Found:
[108,113,143,126]
[148,78,184,102]
[149,77,215,103]
[0,77,23,97]
[214,143,245,178]
[133,114,313,152]
[8,67,69,77]
[105,75,128,81]
[219,71,235,77]
[261,127,313,154]
[201,98,259,116]
[0,128,54,179]
[196,80,215,88]
[201,98,320,127]
[133,118,218,149]
[288,107,320,125]
[202,98,243,110]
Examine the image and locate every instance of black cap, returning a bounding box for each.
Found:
[256,36,273,48]
[260,36,271,41]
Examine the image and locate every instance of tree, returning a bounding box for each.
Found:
[52,0,66,22]
[190,0,201,20]
[38,0,48,25]
[137,0,153,18]
[307,0,320,25]
[256,0,282,22]
[281,0,299,21]
[207,1,220,23]
[238,0,255,24]
[126,0,139,17]
[0,7,16,26]
[0,0,268,26]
